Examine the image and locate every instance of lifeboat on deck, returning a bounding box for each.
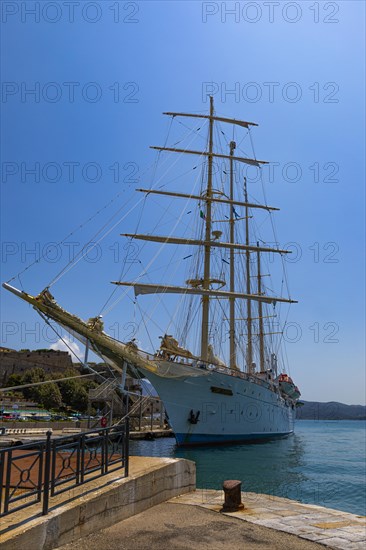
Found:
[278,374,300,399]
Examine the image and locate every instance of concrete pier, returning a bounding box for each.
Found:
[56,501,327,550]
[53,490,366,550]
[0,456,195,550]
[172,490,366,549]
[1,460,364,550]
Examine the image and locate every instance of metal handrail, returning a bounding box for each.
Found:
[0,420,129,518]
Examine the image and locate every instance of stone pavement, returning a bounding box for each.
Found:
[55,489,366,550]
[173,490,366,550]
[56,501,325,550]
[1,453,364,550]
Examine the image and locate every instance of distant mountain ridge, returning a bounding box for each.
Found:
[297,401,366,420]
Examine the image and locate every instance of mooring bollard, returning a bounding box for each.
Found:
[221,479,244,512]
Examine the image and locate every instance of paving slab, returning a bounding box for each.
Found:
[170,490,366,549]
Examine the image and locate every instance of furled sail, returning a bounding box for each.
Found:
[112,281,297,305]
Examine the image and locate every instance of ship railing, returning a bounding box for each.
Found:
[144,348,276,391]
[206,365,276,392]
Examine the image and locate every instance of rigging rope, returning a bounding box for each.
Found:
[48,195,142,288]
[35,309,107,382]
[0,372,105,393]
[100,126,207,319]
[6,190,129,285]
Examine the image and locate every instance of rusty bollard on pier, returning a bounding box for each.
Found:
[221,479,244,512]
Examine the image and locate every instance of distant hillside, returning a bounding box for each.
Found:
[297,401,366,420]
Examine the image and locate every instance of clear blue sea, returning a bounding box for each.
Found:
[129,420,366,516]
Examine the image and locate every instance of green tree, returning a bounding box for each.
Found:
[58,369,92,412]
[2,365,100,413]
[21,368,46,400]
[4,373,23,388]
[58,370,79,405]
[70,385,89,412]
[37,383,63,410]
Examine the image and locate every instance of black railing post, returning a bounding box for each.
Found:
[42,430,52,515]
[37,440,44,502]
[4,449,12,514]
[105,426,110,475]
[76,431,81,485]
[80,433,85,484]
[102,427,107,475]
[0,450,5,515]
[125,417,129,477]
[50,438,56,497]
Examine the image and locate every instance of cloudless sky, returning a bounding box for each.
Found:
[1,1,365,405]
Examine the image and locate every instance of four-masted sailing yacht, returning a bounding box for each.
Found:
[3,97,300,445]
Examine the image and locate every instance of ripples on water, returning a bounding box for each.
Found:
[129,420,366,516]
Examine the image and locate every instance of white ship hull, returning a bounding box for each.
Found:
[138,364,295,446]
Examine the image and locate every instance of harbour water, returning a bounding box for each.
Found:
[129,420,366,516]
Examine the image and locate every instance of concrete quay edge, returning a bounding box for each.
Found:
[171,490,366,550]
[0,456,196,550]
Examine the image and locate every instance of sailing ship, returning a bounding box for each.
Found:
[3,97,300,446]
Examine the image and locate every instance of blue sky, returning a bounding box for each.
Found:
[1,1,365,405]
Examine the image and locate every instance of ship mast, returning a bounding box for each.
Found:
[257,243,265,371]
[3,101,300,388]
[244,177,253,373]
[200,96,214,363]
[112,102,297,365]
[229,140,237,369]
